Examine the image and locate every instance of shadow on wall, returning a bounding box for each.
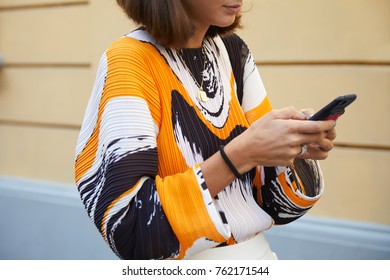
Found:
[0,176,389,260]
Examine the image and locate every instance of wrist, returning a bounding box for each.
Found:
[224,138,256,175]
[219,145,243,179]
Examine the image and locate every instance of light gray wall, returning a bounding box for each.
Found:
[0,176,389,260]
[0,176,116,260]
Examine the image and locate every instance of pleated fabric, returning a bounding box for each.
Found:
[74,29,324,260]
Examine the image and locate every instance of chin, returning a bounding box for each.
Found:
[217,17,236,27]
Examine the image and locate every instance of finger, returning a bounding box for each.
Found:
[313,139,334,152]
[308,148,329,160]
[326,127,337,140]
[296,131,327,147]
[320,139,334,152]
[297,144,308,157]
[298,143,331,160]
[293,119,335,134]
[272,106,307,120]
[299,108,315,119]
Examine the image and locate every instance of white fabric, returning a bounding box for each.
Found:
[188,233,277,260]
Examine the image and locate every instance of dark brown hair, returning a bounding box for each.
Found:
[116,0,242,48]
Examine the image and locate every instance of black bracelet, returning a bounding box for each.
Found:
[219,145,242,179]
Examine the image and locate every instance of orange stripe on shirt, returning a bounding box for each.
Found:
[75,38,163,183]
[245,96,272,125]
[278,172,320,208]
[156,169,228,259]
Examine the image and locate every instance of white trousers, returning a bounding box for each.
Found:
[188,233,277,260]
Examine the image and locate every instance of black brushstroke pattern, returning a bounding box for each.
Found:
[259,161,321,225]
[171,89,247,165]
[260,180,312,225]
[78,138,180,259]
[132,181,180,259]
[221,34,249,105]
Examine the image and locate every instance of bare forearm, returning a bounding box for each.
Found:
[200,138,254,198]
[200,150,236,198]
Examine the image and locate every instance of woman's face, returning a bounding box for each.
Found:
[182,0,242,33]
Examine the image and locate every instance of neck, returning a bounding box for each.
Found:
[183,24,208,48]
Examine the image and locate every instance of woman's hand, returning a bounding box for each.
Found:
[201,106,337,197]
[296,109,337,160]
[226,107,336,171]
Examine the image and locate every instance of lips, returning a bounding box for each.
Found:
[223,4,242,15]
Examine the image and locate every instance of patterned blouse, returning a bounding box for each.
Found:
[74,29,324,260]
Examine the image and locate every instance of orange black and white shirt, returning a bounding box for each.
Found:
[74,29,324,260]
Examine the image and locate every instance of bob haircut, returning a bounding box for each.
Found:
[116,0,242,48]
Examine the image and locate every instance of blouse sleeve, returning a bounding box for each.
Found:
[74,38,230,260]
[236,36,325,225]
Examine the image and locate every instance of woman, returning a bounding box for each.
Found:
[74,0,336,260]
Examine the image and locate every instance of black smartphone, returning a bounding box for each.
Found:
[309,94,357,121]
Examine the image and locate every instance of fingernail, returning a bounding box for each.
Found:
[300,112,307,119]
[333,121,337,127]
